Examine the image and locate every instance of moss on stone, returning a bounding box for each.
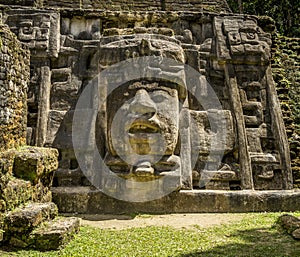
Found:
[0,24,29,152]
[272,34,300,187]
[0,146,58,214]
[12,147,58,185]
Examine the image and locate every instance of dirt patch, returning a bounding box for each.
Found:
[77,213,246,230]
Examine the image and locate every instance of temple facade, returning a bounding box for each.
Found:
[0,0,296,212]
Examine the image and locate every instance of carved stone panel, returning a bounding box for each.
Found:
[6,10,60,57]
[1,4,292,193]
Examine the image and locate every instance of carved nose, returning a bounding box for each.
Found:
[129,89,156,117]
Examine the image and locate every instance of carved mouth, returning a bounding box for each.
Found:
[128,120,160,134]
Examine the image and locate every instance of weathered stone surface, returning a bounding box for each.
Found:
[278,214,300,240]
[3,202,58,247]
[0,152,15,208]
[6,10,60,58]
[52,186,300,214]
[54,168,84,187]
[0,0,231,13]
[0,147,59,214]
[30,217,80,251]
[0,0,296,213]
[0,20,78,249]
[1,178,32,211]
[0,151,34,212]
[1,200,80,249]
[0,0,34,5]
[292,228,300,239]
[278,214,300,232]
[0,24,30,151]
[51,187,91,214]
[0,151,15,176]
[13,147,58,185]
[4,202,58,234]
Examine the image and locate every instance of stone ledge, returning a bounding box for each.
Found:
[1,178,32,211]
[51,187,300,214]
[13,147,58,185]
[4,202,58,235]
[30,216,80,251]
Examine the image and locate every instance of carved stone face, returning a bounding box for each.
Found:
[99,34,185,176]
[107,81,179,167]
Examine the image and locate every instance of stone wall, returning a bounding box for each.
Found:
[0,24,29,152]
[0,0,231,12]
[272,35,300,186]
[0,5,292,193]
[0,1,298,215]
[0,22,79,250]
[0,0,35,5]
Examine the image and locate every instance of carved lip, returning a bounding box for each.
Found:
[127,120,160,134]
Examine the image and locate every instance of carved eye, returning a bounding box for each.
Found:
[152,94,168,103]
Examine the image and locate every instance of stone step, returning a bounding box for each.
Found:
[29,216,80,251]
[1,178,32,212]
[51,186,300,214]
[12,147,58,185]
[52,186,94,214]
[4,202,58,235]
[53,168,92,187]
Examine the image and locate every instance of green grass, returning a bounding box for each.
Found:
[1,213,300,257]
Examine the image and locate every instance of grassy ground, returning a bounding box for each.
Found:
[1,212,300,257]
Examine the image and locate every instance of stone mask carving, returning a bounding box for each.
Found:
[101,35,185,179]
[108,81,179,160]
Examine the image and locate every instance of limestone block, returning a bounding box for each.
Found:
[201,170,236,181]
[6,11,60,58]
[50,70,80,110]
[47,110,74,148]
[190,110,235,156]
[1,178,32,212]
[46,110,66,145]
[32,182,53,203]
[12,147,58,186]
[51,188,300,214]
[4,202,58,235]
[205,180,231,190]
[54,168,83,186]
[30,217,80,251]
[51,186,92,213]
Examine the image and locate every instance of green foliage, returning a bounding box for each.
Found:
[271,34,300,184]
[227,0,300,37]
[2,213,300,256]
